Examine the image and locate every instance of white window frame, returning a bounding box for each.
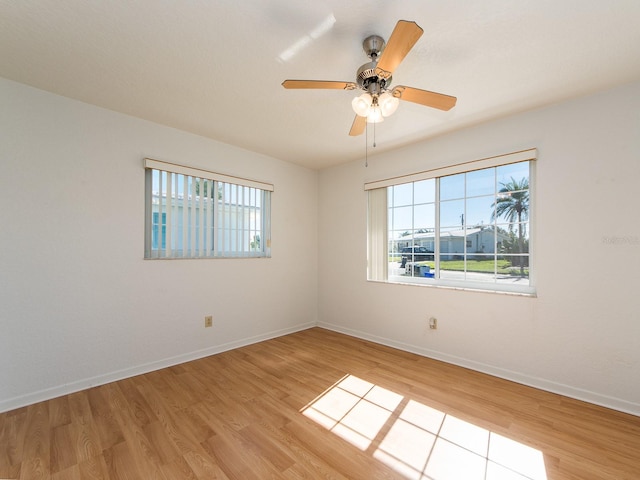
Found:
[365,149,536,295]
[144,158,273,259]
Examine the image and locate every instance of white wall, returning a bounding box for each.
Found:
[318,81,640,416]
[0,78,318,412]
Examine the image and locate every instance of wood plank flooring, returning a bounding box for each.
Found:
[1,327,639,479]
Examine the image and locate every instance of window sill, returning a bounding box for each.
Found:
[372,276,537,297]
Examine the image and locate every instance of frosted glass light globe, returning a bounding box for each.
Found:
[366,105,384,123]
[352,93,373,117]
[379,92,400,117]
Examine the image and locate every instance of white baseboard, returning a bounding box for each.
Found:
[0,322,315,414]
[318,321,640,418]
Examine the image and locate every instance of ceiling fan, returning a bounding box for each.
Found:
[282,20,457,136]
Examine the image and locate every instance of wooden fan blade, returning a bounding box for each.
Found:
[393,85,457,111]
[375,20,424,79]
[282,80,357,90]
[349,115,366,136]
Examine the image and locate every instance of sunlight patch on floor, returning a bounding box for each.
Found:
[302,374,547,480]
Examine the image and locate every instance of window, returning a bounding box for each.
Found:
[367,149,535,294]
[144,158,273,259]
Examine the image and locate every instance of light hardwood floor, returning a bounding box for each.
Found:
[1,327,639,479]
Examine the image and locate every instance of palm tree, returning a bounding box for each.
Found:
[492,177,529,274]
[194,179,223,200]
[250,234,261,251]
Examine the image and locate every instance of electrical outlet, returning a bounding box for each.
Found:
[204,315,213,328]
[429,317,438,329]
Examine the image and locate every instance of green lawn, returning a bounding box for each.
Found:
[407,259,528,275]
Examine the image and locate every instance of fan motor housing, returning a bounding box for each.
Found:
[356,61,391,93]
[357,35,391,93]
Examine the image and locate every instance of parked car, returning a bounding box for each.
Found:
[400,246,434,268]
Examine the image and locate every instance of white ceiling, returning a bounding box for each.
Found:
[2,1,639,170]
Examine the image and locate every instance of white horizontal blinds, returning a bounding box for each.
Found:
[364,148,537,191]
[144,159,273,259]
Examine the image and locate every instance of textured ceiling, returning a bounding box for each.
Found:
[1,0,640,169]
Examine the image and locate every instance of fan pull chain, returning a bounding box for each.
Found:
[364,120,379,168]
[365,120,368,167]
[373,120,377,148]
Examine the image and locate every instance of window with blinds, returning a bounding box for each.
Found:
[366,149,536,295]
[144,159,273,259]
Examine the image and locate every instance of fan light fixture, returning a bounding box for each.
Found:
[351,92,399,123]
